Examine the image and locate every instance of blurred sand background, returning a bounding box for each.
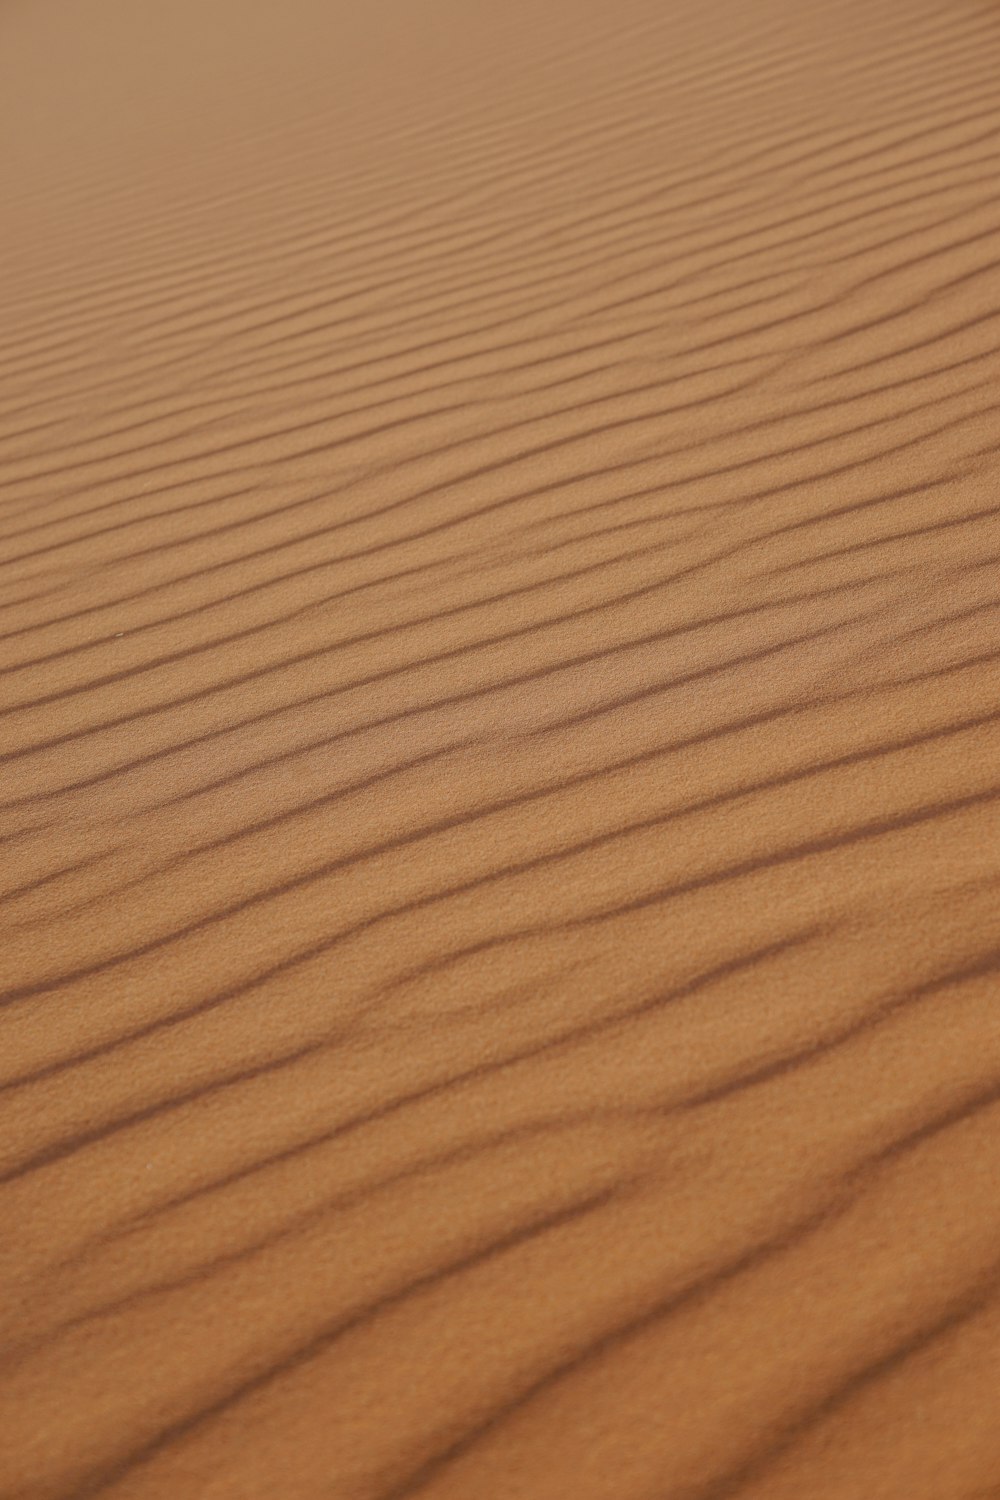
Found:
[2,0,1000,1495]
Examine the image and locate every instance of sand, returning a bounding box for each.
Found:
[1,0,999,1494]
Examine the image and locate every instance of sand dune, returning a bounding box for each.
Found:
[2,0,1000,1494]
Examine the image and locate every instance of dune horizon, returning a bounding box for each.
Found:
[2,0,1000,1495]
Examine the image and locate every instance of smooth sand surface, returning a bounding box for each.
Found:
[2,0,1000,1494]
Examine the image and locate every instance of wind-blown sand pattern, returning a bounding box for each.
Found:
[2,0,1000,1494]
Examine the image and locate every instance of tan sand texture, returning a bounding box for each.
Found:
[2,0,1000,1494]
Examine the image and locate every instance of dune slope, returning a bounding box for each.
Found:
[2,0,1000,1495]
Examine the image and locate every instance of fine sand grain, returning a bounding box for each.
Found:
[2,0,1000,1495]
